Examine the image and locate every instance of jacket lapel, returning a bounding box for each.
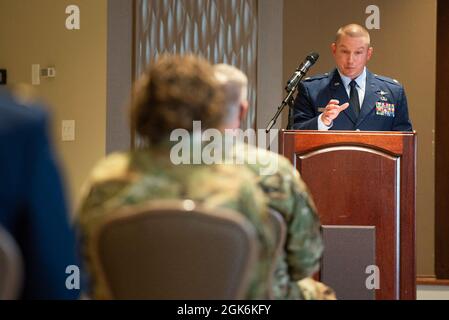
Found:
[357,70,377,127]
[329,69,357,124]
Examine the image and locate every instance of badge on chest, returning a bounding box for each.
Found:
[375,102,395,117]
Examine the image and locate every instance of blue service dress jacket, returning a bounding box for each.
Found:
[292,69,413,131]
[0,88,79,299]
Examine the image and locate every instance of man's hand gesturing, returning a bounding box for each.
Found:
[321,99,350,126]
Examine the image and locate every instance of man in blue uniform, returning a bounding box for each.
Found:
[0,86,79,299]
[292,23,412,131]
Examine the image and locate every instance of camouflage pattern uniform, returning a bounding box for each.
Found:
[233,142,329,299]
[76,147,275,300]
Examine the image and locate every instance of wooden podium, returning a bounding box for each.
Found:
[279,130,416,300]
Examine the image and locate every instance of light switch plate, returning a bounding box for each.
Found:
[62,120,75,141]
[32,64,40,85]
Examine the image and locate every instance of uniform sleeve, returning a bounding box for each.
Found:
[292,82,320,130]
[286,174,323,279]
[260,157,323,281]
[75,159,131,298]
[236,172,276,299]
[392,86,413,131]
[25,113,80,299]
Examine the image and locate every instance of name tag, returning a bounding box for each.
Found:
[375,102,395,117]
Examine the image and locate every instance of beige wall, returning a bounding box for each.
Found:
[283,0,436,276]
[0,0,107,210]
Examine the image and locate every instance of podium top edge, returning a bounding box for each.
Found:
[279,129,416,136]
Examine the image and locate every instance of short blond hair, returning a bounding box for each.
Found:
[213,64,248,125]
[335,24,371,46]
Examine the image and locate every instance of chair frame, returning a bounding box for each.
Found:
[0,225,24,300]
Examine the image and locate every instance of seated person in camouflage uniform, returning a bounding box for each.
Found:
[76,55,275,300]
[213,64,335,300]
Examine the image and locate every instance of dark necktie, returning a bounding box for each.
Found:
[349,80,360,117]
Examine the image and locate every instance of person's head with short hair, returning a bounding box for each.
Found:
[131,54,224,145]
[331,23,373,79]
[213,64,249,129]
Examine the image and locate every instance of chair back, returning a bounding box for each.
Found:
[0,225,23,299]
[92,200,259,299]
[266,208,287,299]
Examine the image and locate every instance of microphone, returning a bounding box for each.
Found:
[285,52,319,92]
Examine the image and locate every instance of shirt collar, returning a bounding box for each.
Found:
[337,67,366,90]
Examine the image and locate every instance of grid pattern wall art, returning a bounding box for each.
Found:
[134,0,258,130]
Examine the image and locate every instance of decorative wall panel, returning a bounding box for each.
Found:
[135,0,257,130]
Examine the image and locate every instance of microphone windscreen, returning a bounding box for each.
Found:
[307,52,319,64]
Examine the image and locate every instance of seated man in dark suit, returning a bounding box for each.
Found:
[292,23,413,131]
[0,86,79,299]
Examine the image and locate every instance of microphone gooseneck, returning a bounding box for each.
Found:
[266,52,319,132]
[285,52,320,93]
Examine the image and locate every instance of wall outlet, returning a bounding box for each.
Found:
[41,67,56,78]
[62,120,75,141]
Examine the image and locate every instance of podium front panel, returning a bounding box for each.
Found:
[322,225,376,300]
